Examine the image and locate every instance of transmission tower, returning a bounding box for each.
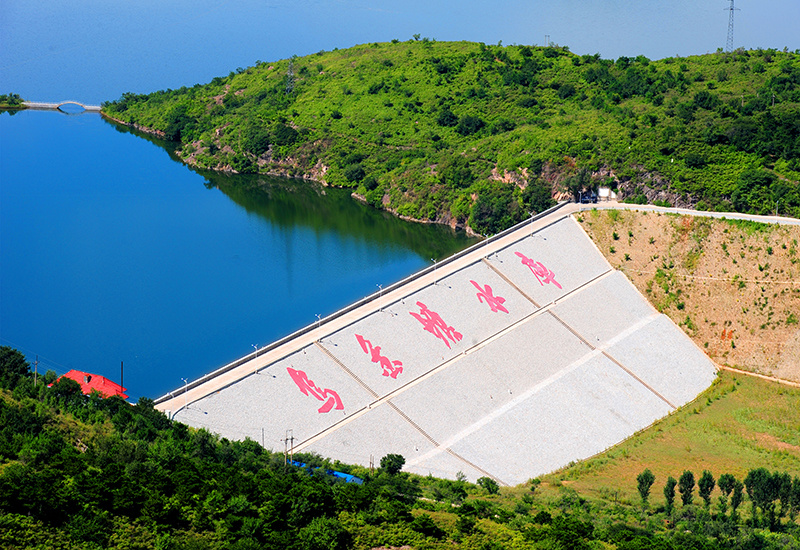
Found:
[725,0,740,53]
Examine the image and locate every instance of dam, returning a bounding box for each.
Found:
[155,203,717,485]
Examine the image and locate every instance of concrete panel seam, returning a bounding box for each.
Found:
[600,350,677,409]
[444,448,509,486]
[547,308,676,409]
[314,341,380,399]
[481,257,540,307]
[386,402,440,446]
[408,349,603,462]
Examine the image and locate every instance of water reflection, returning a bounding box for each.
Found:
[206,172,475,260]
[103,115,476,260]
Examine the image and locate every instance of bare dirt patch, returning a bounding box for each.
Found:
[578,209,800,382]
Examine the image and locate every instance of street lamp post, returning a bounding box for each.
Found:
[377,284,383,311]
[252,344,259,374]
[776,198,781,224]
[315,313,321,329]
[181,377,188,411]
[431,258,438,285]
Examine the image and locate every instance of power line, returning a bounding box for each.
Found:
[0,337,72,374]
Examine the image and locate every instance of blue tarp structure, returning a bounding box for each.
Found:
[289,460,364,484]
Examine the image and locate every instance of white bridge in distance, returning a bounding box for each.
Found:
[22,101,102,112]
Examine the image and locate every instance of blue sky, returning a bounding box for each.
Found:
[1,0,799,103]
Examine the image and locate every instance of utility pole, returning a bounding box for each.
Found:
[283,429,294,465]
[34,355,38,386]
[725,0,740,53]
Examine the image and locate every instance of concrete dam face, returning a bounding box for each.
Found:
[163,212,717,485]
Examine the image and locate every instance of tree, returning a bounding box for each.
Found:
[745,467,779,528]
[469,184,523,235]
[436,108,458,127]
[438,156,474,188]
[455,115,485,136]
[730,480,744,516]
[718,473,736,515]
[562,168,593,202]
[272,122,298,146]
[664,476,677,515]
[718,473,736,496]
[776,472,792,518]
[0,347,30,389]
[297,516,351,550]
[790,476,800,521]
[731,169,777,214]
[409,513,445,539]
[698,470,715,508]
[522,178,556,214]
[379,453,405,475]
[343,163,365,182]
[636,469,655,504]
[477,476,500,495]
[243,125,271,156]
[678,470,695,506]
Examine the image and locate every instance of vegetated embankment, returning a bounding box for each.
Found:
[101,41,800,235]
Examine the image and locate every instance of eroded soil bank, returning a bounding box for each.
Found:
[581,209,800,382]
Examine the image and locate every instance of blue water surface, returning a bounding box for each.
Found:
[0,110,472,400]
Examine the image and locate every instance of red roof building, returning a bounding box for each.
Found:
[60,370,128,399]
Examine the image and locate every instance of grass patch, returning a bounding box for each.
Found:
[540,371,800,505]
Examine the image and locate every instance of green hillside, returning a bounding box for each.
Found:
[2,347,800,549]
[103,41,800,234]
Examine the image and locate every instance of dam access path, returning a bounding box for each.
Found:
[153,201,729,485]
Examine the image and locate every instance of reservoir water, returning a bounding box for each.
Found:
[2,0,796,401]
[0,109,474,400]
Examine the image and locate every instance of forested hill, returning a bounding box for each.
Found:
[2,345,799,549]
[103,41,800,234]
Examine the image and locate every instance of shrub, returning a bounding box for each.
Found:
[685,153,707,168]
[343,164,366,182]
[436,108,458,127]
[477,476,500,495]
[272,123,298,145]
[558,84,576,99]
[455,115,485,136]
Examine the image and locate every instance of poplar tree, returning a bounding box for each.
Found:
[698,470,715,508]
[717,473,736,516]
[678,470,695,506]
[664,476,677,515]
[637,469,656,504]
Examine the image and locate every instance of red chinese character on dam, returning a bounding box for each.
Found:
[470,280,509,313]
[410,301,462,349]
[515,252,563,289]
[287,367,343,414]
[355,334,404,379]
